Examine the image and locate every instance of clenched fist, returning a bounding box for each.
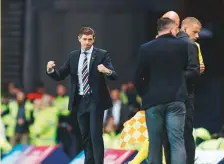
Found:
[200,64,205,73]
[97,64,111,74]
[47,61,56,72]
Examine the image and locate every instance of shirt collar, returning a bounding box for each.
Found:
[113,100,122,105]
[81,46,93,55]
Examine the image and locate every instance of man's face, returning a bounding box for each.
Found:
[16,92,25,102]
[121,84,128,92]
[127,82,134,91]
[57,85,66,96]
[37,87,45,94]
[8,82,15,91]
[33,99,41,110]
[78,34,95,50]
[185,24,201,41]
[110,90,120,102]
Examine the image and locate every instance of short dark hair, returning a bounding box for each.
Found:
[157,17,176,32]
[78,27,95,38]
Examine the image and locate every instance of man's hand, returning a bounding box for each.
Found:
[200,64,205,73]
[97,64,111,74]
[47,61,56,72]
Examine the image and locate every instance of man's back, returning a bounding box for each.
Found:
[134,34,189,109]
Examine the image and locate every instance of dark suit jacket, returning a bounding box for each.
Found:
[47,47,118,111]
[133,34,199,110]
[106,102,130,133]
[177,31,200,94]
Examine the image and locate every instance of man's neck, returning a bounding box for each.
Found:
[81,45,93,52]
[18,101,25,104]
[81,48,89,51]
[157,31,172,37]
[113,99,121,104]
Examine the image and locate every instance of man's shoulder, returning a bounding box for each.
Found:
[177,36,198,52]
[93,47,109,59]
[94,47,108,54]
[141,36,184,49]
[140,39,168,52]
[141,40,157,48]
[177,31,195,45]
[180,37,195,45]
[69,49,80,55]
[66,50,80,59]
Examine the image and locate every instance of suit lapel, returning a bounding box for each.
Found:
[89,48,97,72]
[74,50,81,72]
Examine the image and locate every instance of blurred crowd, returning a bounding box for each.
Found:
[1,81,224,159]
[0,81,141,157]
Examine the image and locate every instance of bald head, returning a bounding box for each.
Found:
[162,11,180,27]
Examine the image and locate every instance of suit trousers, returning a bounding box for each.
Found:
[76,95,104,164]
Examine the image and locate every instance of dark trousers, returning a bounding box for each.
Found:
[10,132,28,147]
[68,110,83,159]
[145,101,186,164]
[184,94,196,164]
[164,95,195,164]
[76,96,104,164]
[57,127,78,158]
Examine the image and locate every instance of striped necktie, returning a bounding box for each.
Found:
[82,51,90,95]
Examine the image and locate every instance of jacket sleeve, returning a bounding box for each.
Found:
[185,43,200,83]
[133,46,149,96]
[46,53,71,81]
[102,52,118,80]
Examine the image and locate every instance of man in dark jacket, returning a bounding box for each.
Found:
[162,11,201,164]
[134,17,199,164]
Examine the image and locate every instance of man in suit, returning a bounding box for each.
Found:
[46,27,117,164]
[134,17,200,164]
[162,12,202,164]
[104,89,130,133]
[180,17,205,73]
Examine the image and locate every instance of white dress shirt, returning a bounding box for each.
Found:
[103,100,122,125]
[112,100,122,125]
[78,46,93,95]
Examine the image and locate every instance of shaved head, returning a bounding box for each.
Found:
[162,11,180,27]
[181,17,202,41]
[181,17,202,28]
